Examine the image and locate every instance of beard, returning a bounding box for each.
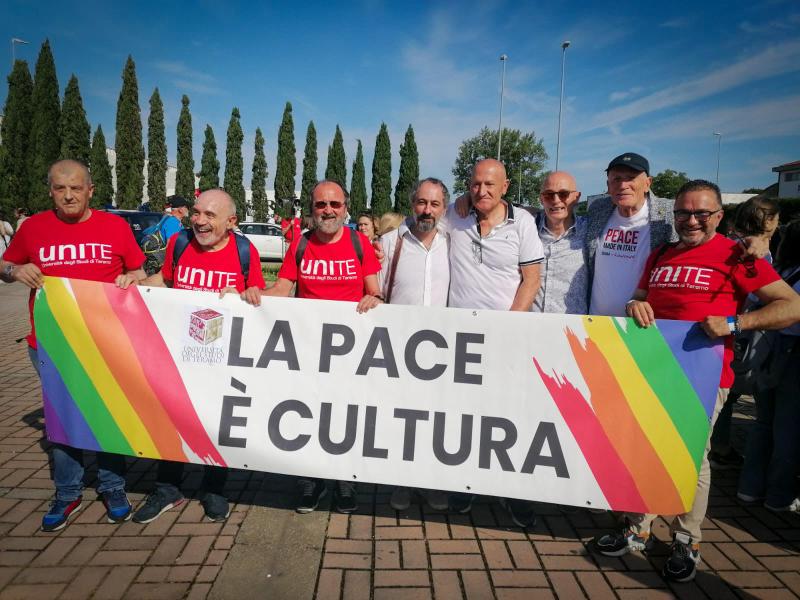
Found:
[314,214,344,234]
[415,216,436,233]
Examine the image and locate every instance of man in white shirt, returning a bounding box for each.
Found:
[380,177,451,512]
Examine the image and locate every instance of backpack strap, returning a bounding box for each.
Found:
[385,233,404,305]
[349,228,364,264]
[294,230,314,268]
[172,229,193,272]
[784,267,800,289]
[650,242,678,269]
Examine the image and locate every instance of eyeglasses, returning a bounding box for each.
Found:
[673,209,721,222]
[540,190,576,201]
[313,200,345,210]
[471,240,483,264]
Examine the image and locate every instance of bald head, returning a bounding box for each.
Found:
[48,159,92,187]
[197,188,236,218]
[542,171,577,192]
[540,170,581,227]
[474,158,507,181]
[191,188,238,251]
[470,159,510,215]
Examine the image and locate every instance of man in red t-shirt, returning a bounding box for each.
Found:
[596,180,800,582]
[245,180,382,514]
[118,188,265,524]
[0,159,147,531]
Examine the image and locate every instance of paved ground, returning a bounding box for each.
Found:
[1,282,799,599]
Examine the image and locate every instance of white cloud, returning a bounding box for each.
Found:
[152,60,224,95]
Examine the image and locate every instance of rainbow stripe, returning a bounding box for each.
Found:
[535,316,722,515]
[34,277,226,466]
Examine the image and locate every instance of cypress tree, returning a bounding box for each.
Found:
[325,125,347,191]
[252,127,268,221]
[224,107,245,220]
[27,39,61,211]
[394,124,419,214]
[58,74,91,167]
[175,95,195,200]
[0,60,33,213]
[370,123,392,215]
[300,121,318,204]
[114,55,144,208]
[274,101,296,202]
[198,125,220,191]
[90,126,114,208]
[350,140,367,217]
[147,88,167,207]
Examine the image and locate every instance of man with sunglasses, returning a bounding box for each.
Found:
[586,153,677,316]
[596,180,800,583]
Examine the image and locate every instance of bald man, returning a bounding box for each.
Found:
[531,171,589,314]
[118,188,265,524]
[445,158,544,525]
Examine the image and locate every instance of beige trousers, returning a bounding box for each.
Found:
[626,388,729,544]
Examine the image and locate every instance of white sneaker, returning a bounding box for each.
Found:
[390,486,412,511]
[765,498,800,512]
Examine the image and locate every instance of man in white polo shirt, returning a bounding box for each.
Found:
[447,158,544,527]
[380,177,451,513]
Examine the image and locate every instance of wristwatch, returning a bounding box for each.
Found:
[2,264,15,279]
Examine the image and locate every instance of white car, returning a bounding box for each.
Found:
[239,222,287,261]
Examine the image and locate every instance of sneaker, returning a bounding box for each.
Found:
[663,533,700,582]
[202,492,230,522]
[449,493,474,514]
[102,489,132,523]
[708,449,744,470]
[765,498,800,513]
[736,491,764,505]
[422,489,450,511]
[595,527,653,556]
[390,486,412,511]
[296,479,327,514]
[132,488,185,524]
[500,498,537,528]
[334,481,358,514]
[41,497,83,532]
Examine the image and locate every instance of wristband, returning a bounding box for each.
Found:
[625,299,637,314]
[726,315,741,335]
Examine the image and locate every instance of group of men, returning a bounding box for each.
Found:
[2,152,799,584]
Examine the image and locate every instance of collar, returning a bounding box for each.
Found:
[469,200,514,222]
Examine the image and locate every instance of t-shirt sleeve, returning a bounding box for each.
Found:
[1,220,30,264]
[119,220,145,270]
[359,232,381,277]
[637,250,660,291]
[161,236,177,284]
[277,237,300,282]
[247,243,266,289]
[518,213,544,266]
[161,217,182,241]
[734,256,782,295]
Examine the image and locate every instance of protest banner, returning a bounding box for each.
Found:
[34,276,723,514]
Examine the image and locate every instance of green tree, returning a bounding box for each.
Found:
[224,107,245,220]
[90,125,114,208]
[452,126,548,206]
[742,187,764,194]
[650,169,690,199]
[58,74,90,166]
[114,55,144,208]
[175,95,195,199]
[147,88,167,207]
[27,39,62,211]
[252,127,268,222]
[350,140,367,217]
[371,123,392,215]
[394,124,419,213]
[0,60,33,214]
[198,125,220,191]
[325,125,347,191]
[274,101,296,202]
[300,121,318,205]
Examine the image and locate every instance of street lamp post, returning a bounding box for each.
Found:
[713,132,722,187]
[10,38,29,66]
[556,40,570,171]
[497,54,508,160]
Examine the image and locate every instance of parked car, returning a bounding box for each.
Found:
[239,222,287,261]
[105,209,163,244]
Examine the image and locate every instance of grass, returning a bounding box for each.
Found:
[261,262,281,283]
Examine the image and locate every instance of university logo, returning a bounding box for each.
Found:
[189,308,224,345]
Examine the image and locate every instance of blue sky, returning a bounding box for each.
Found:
[2,0,799,198]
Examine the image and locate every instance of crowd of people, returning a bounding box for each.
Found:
[1,154,799,584]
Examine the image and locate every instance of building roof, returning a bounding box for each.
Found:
[772,160,800,173]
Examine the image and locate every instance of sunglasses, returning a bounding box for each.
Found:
[472,240,483,264]
[673,209,721,222]
[540,190,575,201]
[313,200,345,210]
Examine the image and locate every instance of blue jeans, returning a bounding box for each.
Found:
[738,337,800,507]
[29,347,127,502]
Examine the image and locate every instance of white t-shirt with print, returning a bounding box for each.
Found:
[589,200,651,316]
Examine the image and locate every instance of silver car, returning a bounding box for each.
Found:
[239,222,287,261]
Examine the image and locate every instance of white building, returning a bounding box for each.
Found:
[772,160,800,199]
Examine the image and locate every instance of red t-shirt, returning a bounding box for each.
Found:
[278,229,381,301]
[637,234,780,387]
[281,217,302,243]
[3,209,145,348]
[161,232,265,293]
